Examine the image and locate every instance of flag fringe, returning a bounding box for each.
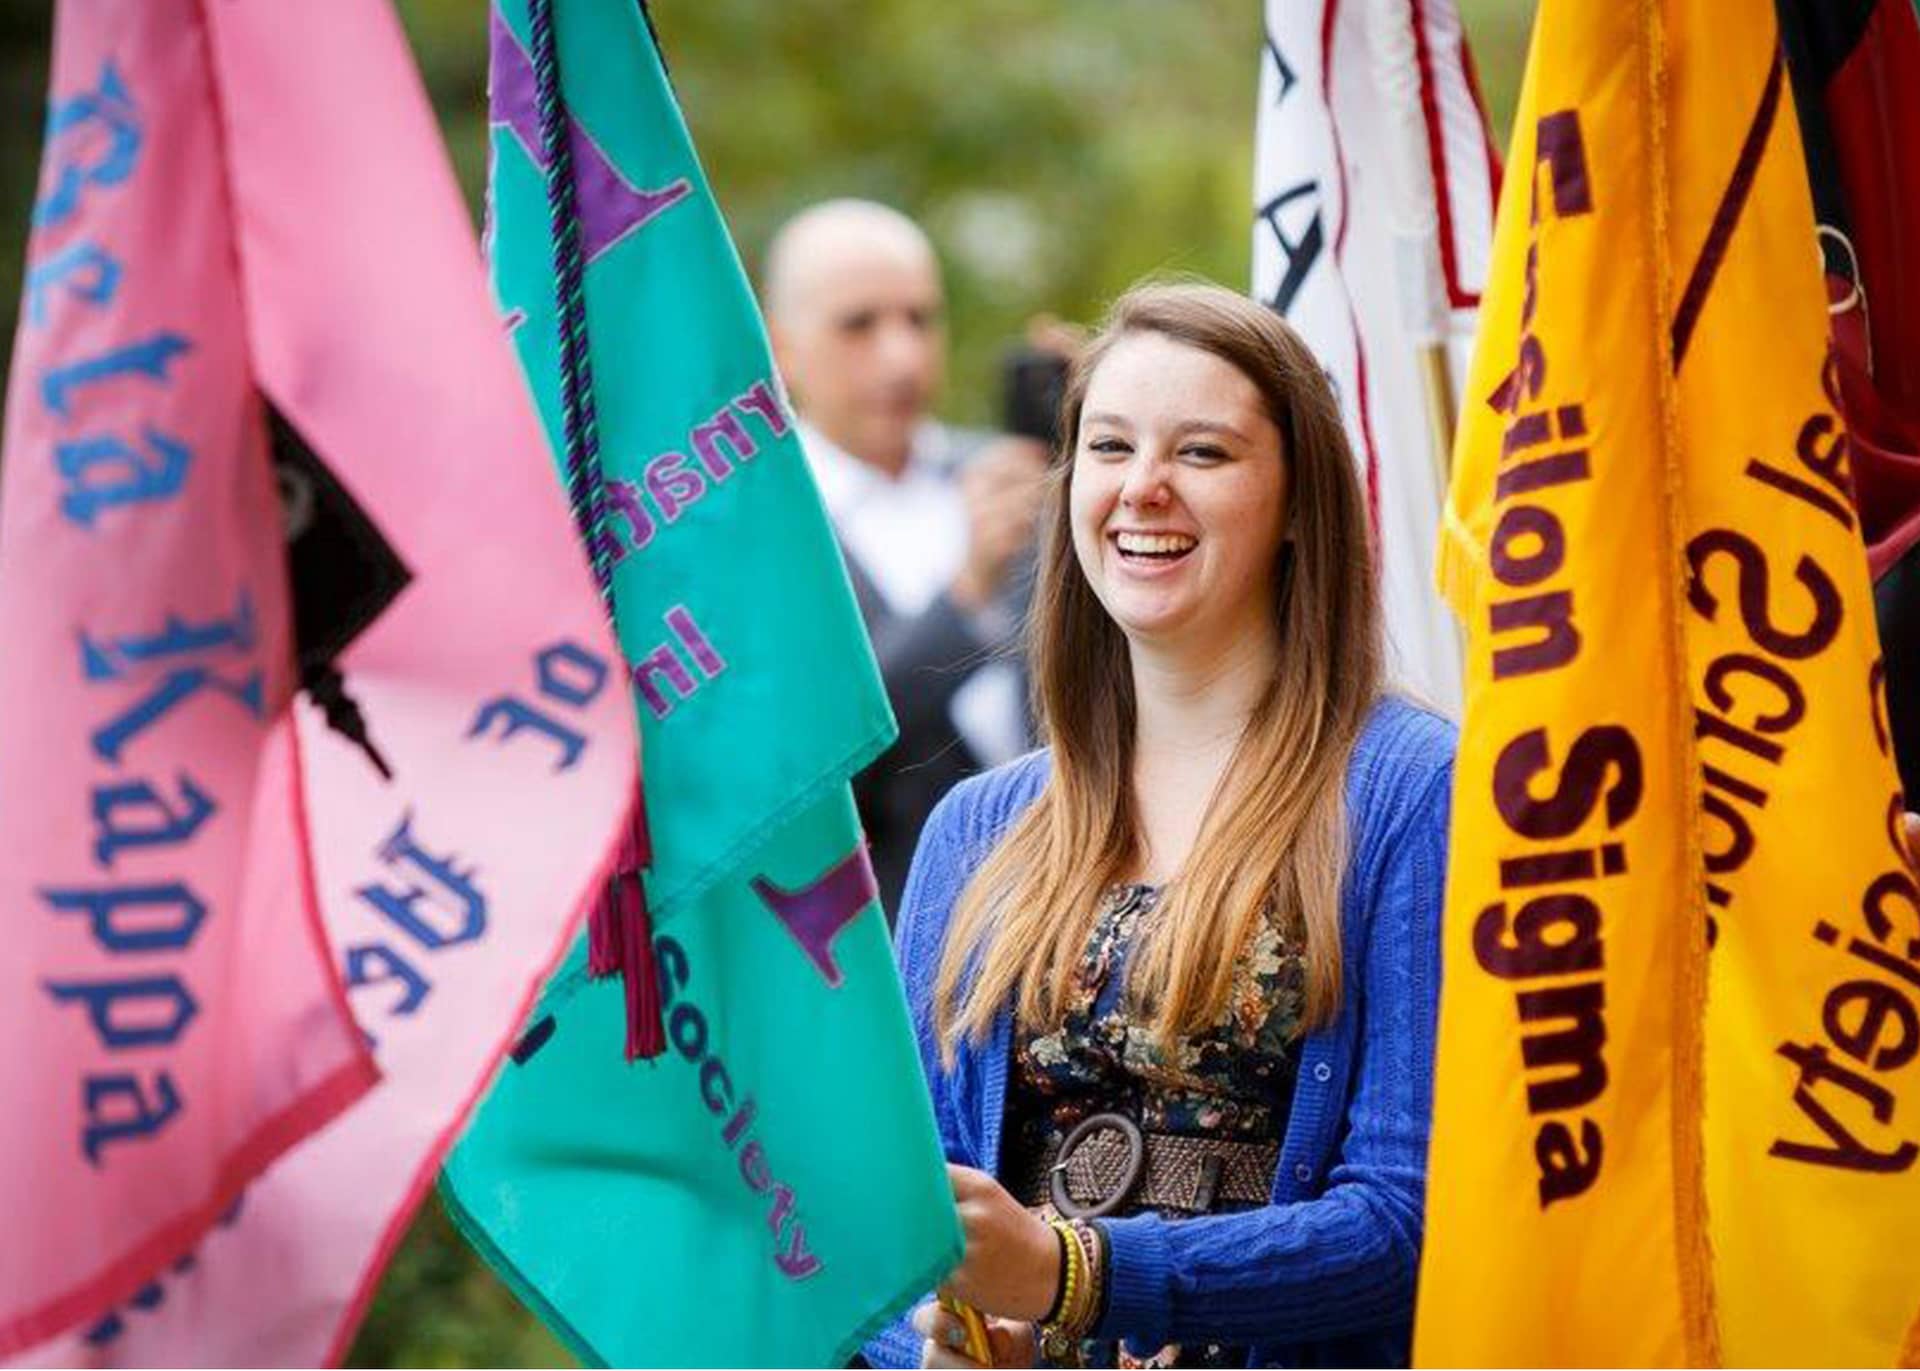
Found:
[1642,0,1721,1358]
[586,788,665,1061]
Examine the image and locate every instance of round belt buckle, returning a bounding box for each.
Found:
[1049,1112,1145,1219]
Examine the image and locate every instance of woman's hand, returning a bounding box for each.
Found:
[944,1164,1061,1321]
[911,1298,1036,1367]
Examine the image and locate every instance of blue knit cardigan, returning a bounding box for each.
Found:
[864,696,1455,1369]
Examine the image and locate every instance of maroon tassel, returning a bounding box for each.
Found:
[613,862,663,1060]
[586,860,624,979]
[587,786,665,1060]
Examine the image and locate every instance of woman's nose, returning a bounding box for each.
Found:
[1118,452,1170,509]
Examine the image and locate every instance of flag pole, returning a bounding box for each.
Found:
[1417,339,1457,488]
[1365,0,1466,675]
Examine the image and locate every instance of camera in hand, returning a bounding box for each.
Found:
[1000,346,1071,448]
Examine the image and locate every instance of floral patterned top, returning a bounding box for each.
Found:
[1003,883,1307,1368]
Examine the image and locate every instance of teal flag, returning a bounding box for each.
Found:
[442,0,961,1363]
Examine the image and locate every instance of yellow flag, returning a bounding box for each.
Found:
[1675,4,1920,1365]
[1418,0,1714,1360]
[1419,0,1920,1364]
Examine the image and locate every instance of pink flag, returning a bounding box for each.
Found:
[0,0,636,1361]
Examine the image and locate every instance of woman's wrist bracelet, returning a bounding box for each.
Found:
[1071,1221,1102,1336]
[1038,1218,1103,1360]
[1038,1219,1085,1359]
[1080,1220,1109,1335]
[1040,1222,1070,1325]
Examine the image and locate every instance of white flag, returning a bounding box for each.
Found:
[1252,0,1498,714]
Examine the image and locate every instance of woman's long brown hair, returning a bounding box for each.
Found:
[932,282,1383,1062]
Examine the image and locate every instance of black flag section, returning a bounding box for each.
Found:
[268,403,412,779]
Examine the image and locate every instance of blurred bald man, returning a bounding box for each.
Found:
[763,199,1046,914]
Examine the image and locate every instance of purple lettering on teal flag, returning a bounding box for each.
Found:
[487,7,692,264]
[643,452,706,523]
[666,605,725,677]
[586,380,796,565]
[690,407,758,479]
[603,479,653,556]
[631,642,696,720]
[750,844,879,989]
[731,380,791,437]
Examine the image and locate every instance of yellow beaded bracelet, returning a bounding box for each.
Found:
[1039,1218,1089,1361]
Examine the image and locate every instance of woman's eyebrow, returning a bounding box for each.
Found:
[1081,414,1253,443]
[1168,418,1252,443]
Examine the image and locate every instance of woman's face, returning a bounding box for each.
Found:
[1069,331,1290,658]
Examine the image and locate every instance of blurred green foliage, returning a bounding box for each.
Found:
[0,1,1533,1364]
[347,1195,572,1368]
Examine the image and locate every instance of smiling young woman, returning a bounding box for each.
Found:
[864,281,1455,1370]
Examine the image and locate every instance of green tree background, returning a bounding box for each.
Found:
[0,1,1532,1362]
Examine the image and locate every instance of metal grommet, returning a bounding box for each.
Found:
[1294,1162,1313,1184]
[1050,1112,1146,1219]
[1313,1061,1333,1083]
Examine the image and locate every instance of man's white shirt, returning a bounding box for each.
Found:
[799,419,1026,768]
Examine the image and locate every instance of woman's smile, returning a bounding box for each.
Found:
[1108,527,1200,575]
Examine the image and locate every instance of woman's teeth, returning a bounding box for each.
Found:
[1115,531,1197,557]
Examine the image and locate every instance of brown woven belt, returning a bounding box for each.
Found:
[1014,1112,1279,1218]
